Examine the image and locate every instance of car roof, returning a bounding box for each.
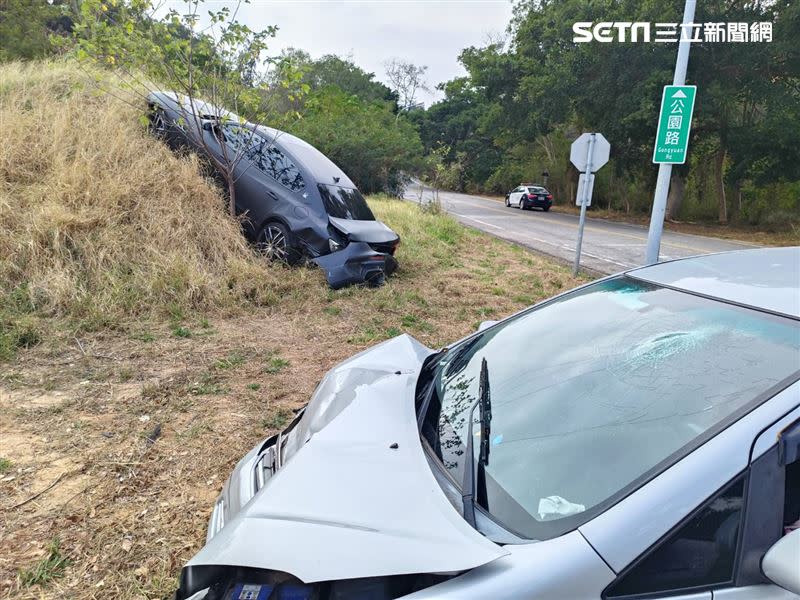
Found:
[627,247,800,319]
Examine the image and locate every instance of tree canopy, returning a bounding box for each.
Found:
[414,0,800,227]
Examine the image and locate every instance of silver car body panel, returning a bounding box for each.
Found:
[580,380,800,573]
[628,247,800,318]
[752,404,800,460]
[188,334,508,583]
[398,531,614,600]
[715,586,799,600]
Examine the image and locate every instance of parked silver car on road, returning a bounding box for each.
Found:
[176,247,800,600]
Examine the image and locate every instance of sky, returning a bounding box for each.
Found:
[165,0,514,105]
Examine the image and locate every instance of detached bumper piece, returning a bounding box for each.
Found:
[312,242,388,290]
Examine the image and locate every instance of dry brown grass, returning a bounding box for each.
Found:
[0,60,587,600]
[0,61,317,330]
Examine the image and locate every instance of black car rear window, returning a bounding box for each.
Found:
[318,185,375,221]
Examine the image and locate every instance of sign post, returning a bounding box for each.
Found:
[645,0,697,265]
[570,132,610,275]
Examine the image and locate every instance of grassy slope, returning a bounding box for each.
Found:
[0,60,320,359]
[0,61,586,598]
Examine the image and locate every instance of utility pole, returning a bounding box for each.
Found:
[645,0,697,265]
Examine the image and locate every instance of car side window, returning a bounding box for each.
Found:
[249,139,305,192]
[606,474,746,598]
[221,123,248,149]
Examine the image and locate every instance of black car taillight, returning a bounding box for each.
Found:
[327,224,349,252]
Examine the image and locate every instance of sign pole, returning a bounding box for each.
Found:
[645,0,696,265]
[573,133,595,276]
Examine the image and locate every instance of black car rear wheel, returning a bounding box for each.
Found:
[256,222,301,265]
[542,205,550,212]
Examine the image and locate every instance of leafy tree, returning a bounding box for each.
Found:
[416,0,800,228]
[0,0,73,61]
[71,0,306,216]
[290,86,423,195]
[305,53,397,105]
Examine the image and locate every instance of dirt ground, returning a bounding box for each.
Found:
[0,207,584,599]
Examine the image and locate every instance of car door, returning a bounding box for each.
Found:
[222,127,304,235]
[601,407,800,600]
[509,186,524,205]
[709,411,800,600]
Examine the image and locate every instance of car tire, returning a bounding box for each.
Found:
[256,222,302,266]
[543,205,550,212]
[518,199,525,210]
[505,196,510,207]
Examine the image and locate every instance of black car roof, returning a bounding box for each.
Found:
[148,91,356,189]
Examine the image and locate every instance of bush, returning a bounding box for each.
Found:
[738,181,800,231]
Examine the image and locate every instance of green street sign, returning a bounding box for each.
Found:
[653,85,696,164]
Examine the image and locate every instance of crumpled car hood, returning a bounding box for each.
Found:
[329,216,399,244]
[184,334,507,585]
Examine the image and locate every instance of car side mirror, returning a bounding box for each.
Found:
[763,529,800,595]
[478,320,497,332]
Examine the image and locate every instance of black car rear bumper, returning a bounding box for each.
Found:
[521,198,552,210]
[312,242,393,289]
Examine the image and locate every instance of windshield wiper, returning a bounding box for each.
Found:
[462,357,492,528]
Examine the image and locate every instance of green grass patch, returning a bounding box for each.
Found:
[263,353,289,374]
[172,325,192,338]
[0,457,13,474]
[187,373,227,396]
[261,407,292,430]
[213,351,246,370]
[130,331,156,343]
[400,313,435,333]
[18,538,70,587]
[0,315,41,361]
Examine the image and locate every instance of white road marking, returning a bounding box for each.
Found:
[456,214,504,231]
[451,211,633,269]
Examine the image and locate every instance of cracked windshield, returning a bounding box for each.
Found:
[432,277,800,538]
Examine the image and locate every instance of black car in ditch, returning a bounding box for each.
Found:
[146,92,399,289]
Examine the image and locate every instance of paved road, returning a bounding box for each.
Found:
[404,185,758,274]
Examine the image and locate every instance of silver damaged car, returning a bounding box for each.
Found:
[176,247,800,600]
